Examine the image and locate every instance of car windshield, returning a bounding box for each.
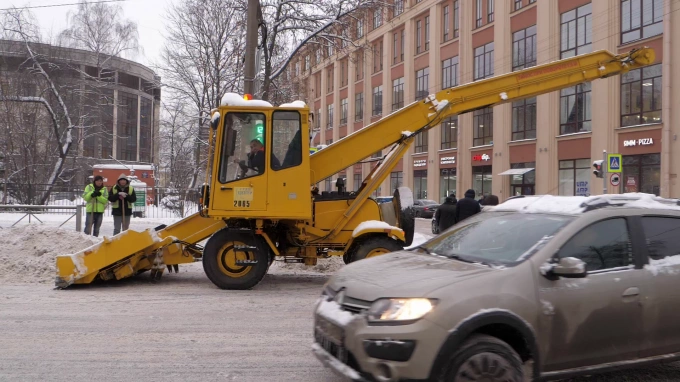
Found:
[421,200,438,205]
[418,212,574,265]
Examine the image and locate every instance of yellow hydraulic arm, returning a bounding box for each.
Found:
[309,47,655,184]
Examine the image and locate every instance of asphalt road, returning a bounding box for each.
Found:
[0,219,678,381]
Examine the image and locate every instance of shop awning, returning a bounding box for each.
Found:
[498,168,535,176]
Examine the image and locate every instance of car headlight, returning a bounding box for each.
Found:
[367,298,437,323]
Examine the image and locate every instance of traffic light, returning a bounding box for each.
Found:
[593,160,605,178]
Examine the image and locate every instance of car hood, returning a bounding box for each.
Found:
[327,251,494,301]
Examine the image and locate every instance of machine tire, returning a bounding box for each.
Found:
[202,230,269,290]
[437,334,524,382]
[393,187,415,246]
[349,235,403,263]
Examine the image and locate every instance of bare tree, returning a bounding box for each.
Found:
[158,0,247,188]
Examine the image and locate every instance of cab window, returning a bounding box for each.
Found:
[558,218,632,272]
[271,111,302,170]
[218,112,267,183]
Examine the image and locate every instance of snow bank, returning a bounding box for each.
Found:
[269,256,345,275]
[352,221,400,237]
[279,100,306,108]
[220,93,272,107]
[0,225,101,284]
[405,233,432,249]
[645,255,680,276]
[494,193,680,215]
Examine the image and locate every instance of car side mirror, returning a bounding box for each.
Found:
[549,257,587,279]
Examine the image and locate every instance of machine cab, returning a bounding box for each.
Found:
[207,94,313,220]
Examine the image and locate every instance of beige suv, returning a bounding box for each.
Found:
[312,194,680,381]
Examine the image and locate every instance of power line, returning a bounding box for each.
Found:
[0,0,128,12]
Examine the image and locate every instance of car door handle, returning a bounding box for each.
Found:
[220,187,232,191]
[622,287,639,297]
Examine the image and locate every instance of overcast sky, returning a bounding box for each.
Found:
[8,0,176,69]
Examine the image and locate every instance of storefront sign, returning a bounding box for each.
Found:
[440,156,456,165]
[576,181,589,196]
[413,159,427,167]
[623,138,654,147]
[472,153,490,162]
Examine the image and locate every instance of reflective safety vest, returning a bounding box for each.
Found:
[83,184,108,213]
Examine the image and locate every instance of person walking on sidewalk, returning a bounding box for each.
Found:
[108,174,137,235]
[83,175,108,237]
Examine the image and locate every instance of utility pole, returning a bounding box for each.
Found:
[243,0,259,96]
[602,150,607,194]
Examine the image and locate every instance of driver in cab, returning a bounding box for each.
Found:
[235,138,280,178]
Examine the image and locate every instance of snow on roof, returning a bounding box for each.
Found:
[93,164,154,171]
[211,111,220,123]
[220,92,273,107]
[279,100,306,108]
[491,193,680,215]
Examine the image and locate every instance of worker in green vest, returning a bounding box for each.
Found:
[108,174,137,235]
[82,175,108,237]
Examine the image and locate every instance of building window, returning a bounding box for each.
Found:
[511,98,536,140]
[390,171,403,194]
[621,63,662,127]
[621,0,663,44]
[560,83,591,134]
[510,162,535,196]
[327,104,334,129]
[413,170,428,199]
[325,177,333,191]
[473,107,493,146]
[561,3,592,58]
[355,51,364,81]
[393,32,399,64]
[442,56,459,89]
[487,0,494,23]
[395,0,404,16]
[512,25,536,71]
[392,77,404,111]
[472,165,492,199]
[400,29,405,61]
[622,154,660,195]
[416,20,422,54]
[439,168,457,203]
[373,9,382,29]
[415,131,428,153]
[514,0,522,11]
[453,0,459,38]
[340,98,348,125]
[441,116,458,149]
[559,159,591,196]
[326,68,333,93]
[355,92,364,121]
[354,172,362,191]
[294,62,300,77]
[373,41,383,73]
[474,42,494,80]
[356,18,364,39]
[415,67,429,100]
[372,85,383,116]
[443,5,450,41]
[425,15,430,51]
[315,109,321,129]
[305,55,311,72]
[475,0,483,28]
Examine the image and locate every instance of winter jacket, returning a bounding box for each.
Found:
[108,183,137,216]
[435,199,457,232]
[83,183,108,213]
[454,189,481,223]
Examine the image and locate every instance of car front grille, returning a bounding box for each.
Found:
[339,296,371,315]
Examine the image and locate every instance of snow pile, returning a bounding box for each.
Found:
[436,99,450,112]
[499,92,508,100]
[279,100,306,108]
[352,221,400,237]
[220,92,272,107]
[644,255,680,276]
[0,225,101,284]
[405,233,432,249]
[316,298,355,326]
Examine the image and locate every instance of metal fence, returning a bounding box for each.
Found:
[1,184,201,219]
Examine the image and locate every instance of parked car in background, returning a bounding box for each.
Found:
[313,194,680,382]
[412,199,440,218]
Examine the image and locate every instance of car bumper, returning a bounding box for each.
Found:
[312,299,446,381]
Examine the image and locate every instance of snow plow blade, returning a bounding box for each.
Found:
[55,213,226,288]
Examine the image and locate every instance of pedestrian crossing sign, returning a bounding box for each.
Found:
[607,154,622,173]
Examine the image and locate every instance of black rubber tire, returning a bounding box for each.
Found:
[432,219,439,234]
[202,230,269,290]
[349,235,404,263]
[438,334,524,382]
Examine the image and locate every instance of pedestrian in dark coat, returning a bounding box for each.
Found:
[108,174,137,235]
[435,196,457,232]
[455,189,481,223]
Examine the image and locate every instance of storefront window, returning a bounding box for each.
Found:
[622,154,660,195]
[440,168,457,203]
[414,170,428,199]
[510,162,535,196]
[559,159,591,196]
[472,165,492,198]
[390,171,403,194]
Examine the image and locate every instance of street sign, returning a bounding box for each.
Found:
[610,173,620,187]
[607,154,622,173]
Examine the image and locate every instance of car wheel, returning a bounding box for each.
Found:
[431,220,439,234]
[348,235,403,263]
[202,230,269,290]
[439,334,524,382]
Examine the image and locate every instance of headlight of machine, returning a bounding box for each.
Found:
[367,298,437,323]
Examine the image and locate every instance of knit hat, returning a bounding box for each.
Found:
[93,175,103,182]
[117,173,129,184]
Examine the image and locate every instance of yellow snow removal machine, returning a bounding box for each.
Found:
[56,47,655,289]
